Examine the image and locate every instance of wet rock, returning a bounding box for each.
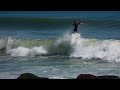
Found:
[17,73,49,79]
[97,75,120,79]
[76,74,120,79]
[76,74,97,79]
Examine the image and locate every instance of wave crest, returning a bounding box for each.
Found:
[1,32,120,62]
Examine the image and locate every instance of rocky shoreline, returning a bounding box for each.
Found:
[17,73,120,79]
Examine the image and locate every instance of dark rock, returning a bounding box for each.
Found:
[97,75,120,79]
[17,73,49,79]
[76,74,120,79]
[76,74,97,79]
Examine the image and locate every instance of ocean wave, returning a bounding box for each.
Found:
[1,32,120,62]
[0,17,120,29]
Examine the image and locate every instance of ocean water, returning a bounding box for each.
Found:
[0,11,120,79]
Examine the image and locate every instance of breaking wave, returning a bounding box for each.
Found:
[1,32,120,62]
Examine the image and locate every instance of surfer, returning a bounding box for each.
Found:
[72,20,80,33]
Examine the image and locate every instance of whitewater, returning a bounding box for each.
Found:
[0,32,120,63]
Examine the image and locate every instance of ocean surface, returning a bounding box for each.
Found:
[0,11,120,79]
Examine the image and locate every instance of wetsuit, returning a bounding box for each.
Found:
[72,23,80,33]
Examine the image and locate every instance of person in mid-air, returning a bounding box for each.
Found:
[72,20,80,33]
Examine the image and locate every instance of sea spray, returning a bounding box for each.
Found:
[47,32,73,55]
[6,37,19,52]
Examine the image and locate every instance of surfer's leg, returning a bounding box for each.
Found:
[73,28,76,33]
[73,29,78,33]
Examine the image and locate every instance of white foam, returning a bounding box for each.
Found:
[8,46,47,57]
[55,32,120,62]
[55,32,82,46]
[6,37,19,53]
[69,34,120,62]
[0,39,6,49]
[0,37,48,57]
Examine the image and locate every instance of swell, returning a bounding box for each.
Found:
[0,17,120,30]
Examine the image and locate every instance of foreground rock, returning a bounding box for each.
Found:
[17,73,120,79]
[76,74,120,79]
[97,75,120,79]
[17,73,49,79]
[76,74,97,79]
